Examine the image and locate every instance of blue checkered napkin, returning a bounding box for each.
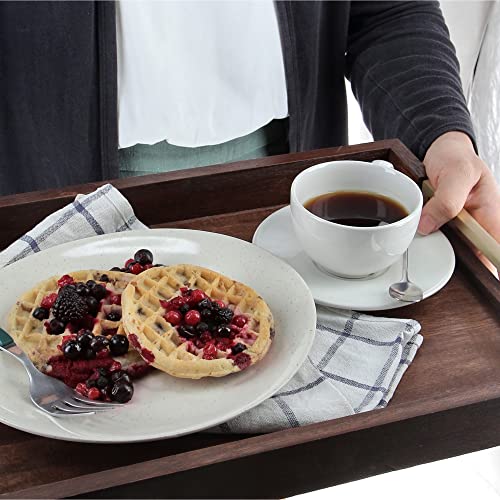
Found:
[0,184,423,433]
[216,308,422,433]
[0,184,147,268]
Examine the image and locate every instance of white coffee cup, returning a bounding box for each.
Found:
[290,160,423,278]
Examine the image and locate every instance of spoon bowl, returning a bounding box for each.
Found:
[389,250,424,303]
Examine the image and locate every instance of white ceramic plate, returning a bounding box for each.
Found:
[253,206,455,311]
[0,229,316,443]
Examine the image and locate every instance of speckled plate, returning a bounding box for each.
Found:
[0,229,316,443]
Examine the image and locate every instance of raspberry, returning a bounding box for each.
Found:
[75,383,88,396]
[57,275,75,288]
[203,343,217,360]
[41,293,58,309]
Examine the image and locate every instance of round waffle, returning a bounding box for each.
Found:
[8,270,140,371]
[121,264,274,379]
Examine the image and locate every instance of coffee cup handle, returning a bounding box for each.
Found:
[371,160,394,169]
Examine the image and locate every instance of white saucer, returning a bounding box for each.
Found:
[253,206,455,311]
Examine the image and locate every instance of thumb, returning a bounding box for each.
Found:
[418,175,475,235]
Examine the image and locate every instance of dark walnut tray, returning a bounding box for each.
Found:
[0,140,499,499]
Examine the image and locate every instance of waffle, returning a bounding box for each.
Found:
[121,264,274,379]
[8,270,140,371]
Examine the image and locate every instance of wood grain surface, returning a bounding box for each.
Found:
[0,140,498,499]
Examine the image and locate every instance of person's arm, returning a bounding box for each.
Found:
[345,1,500,243]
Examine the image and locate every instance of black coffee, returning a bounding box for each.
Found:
[304,191,408,227]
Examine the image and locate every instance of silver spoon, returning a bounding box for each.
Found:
[389,250,424,303]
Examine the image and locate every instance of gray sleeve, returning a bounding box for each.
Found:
[345,1,476,159]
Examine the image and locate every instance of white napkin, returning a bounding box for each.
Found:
[0,184,422,433]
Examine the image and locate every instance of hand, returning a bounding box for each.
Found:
[418,132,500,245]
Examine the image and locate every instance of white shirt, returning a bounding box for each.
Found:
[116,1,289,149]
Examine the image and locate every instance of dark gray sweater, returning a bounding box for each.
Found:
[0,1,474,195]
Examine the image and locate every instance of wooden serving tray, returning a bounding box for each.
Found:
[0,140,499,499]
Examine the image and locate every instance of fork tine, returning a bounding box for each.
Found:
[72,394,123,407]
[52,403,97,415]
[62,399,111,411]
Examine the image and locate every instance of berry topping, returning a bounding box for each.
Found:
[179,303,190,315]
[188,289,206,304]
[215,307,234,325]
[53,287,89,323]
[41,293,58,309]
[232,315,248,328]
[129,263,144,275]
[75,284,90,296]
[47,319,66,335]
[134,249,153,266]
[86,296,100,316]
[63,340,82,360]
[33,307,49,320]
[87,387,101,400]
[106,311,122,322]
[57,275,75,288]
[200,308,213,321]
[216,325,232,338]
[203,343,217,360]
[109,294,121,305]
[196,322,209,334]
[231,343,247,355]
[184,309,201,326]
[165,310,182,326]
[109,334,129,356]
[76,330,94,347]
[111,381,134,403]
[233,352,252,370]
[178,325,196,338]
[90,335,109,352]
[91,284,107,301]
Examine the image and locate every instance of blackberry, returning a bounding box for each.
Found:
[215,307,234,325]
[196,298,212,311]
[52,287,88,323]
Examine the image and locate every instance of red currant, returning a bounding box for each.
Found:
[170,296,186,309]
[213,299,225,309]
[87,387,101,400]
[165,310,182,326]
[188,289,206,304]
[109,361,122,372]
[124,258,135,267]
[109,294,121,305]
[184,309,201,326]
[232,315,248,328]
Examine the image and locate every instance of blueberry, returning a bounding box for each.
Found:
[86,378,96,388]
[109,334,129,356]
[133,249,153,266]
[111,381,134,403]
[90,335,109,352]
[86,296,100,316]
[153,264,165,267]
[109,267,121,272]
[111,370,132,384]
[106,311,121,322]
[97,367,109,376]
[231,343,247,355]
[216,325,232,338]
[86,280,97,289]
[33,307,49,320]
[76,330,94,347]
[83,348,96,360]
[75,284,90,296]
[92,284,107,301]
[48,319,65,335]
[200,308,213,321]
[99,274,110,283]
[178,325,195,338]
[95,376,109,389]
[179,304,190,315]
[63,340,81,360]
[195,322,209,335]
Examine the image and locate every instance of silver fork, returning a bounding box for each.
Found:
[0,327,121,416]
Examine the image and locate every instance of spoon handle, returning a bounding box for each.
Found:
[402,250,409,282]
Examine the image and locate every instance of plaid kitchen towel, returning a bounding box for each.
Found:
[0,184,422,433]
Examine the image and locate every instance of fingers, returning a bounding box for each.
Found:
[418,171,477,235]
